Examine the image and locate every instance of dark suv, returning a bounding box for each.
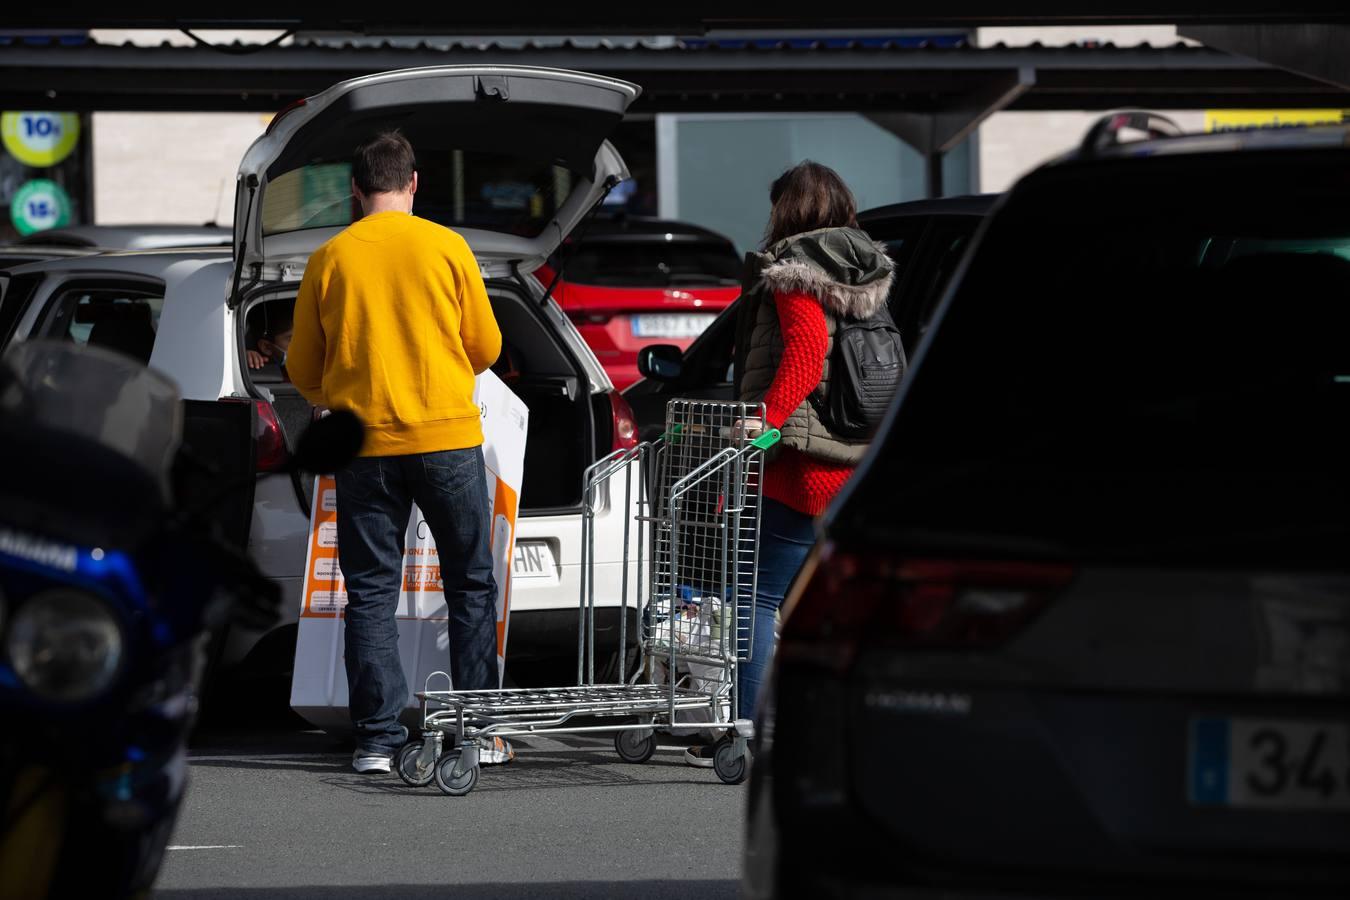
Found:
[744,115,1350,897]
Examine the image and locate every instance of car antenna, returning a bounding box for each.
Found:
[538,175,620,307]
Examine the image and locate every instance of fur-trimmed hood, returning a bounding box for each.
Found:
[757,226,894,319]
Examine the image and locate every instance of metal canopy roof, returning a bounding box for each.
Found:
[3,6,1350,31]
[2,37,1347,114]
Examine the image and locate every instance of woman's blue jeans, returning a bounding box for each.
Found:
[738,498,816,723]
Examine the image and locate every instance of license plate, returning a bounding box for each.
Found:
[511,540,558,583]
[1190,717,1350,809]
[631,313,715,339]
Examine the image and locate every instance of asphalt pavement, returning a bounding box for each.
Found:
[155,693,745,898]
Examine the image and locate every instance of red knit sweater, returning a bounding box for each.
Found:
[760,291,855,517]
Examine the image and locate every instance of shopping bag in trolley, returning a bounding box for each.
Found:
[644,581,737,739]
[289,371,529,731]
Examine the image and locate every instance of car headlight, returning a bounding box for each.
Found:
[7,589,124,702]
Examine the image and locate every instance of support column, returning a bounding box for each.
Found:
[865,67,1035,199]
[925,151,943,200]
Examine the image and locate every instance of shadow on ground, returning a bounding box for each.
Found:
[187,733,730,793]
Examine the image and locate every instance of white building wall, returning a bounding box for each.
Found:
[87,30,278,224]
[92,112,269,224]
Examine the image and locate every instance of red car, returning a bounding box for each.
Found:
[537,217,743,389]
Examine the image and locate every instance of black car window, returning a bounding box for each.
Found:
[560,238,742,287]
[40,286,165,364]
[858,218,924,318]
[0,273,33,348]
[844,159,1350,565]
[908,218,979,341]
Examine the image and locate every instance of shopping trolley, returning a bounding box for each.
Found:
[396,399,780,795]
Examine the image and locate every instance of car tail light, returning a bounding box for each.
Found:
[608,390,638,451]
[780,542,1074,666]
[253,400,290,472]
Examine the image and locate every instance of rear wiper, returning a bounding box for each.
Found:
[538,175,620,307]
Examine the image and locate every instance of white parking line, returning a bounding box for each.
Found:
[166,845,243,851]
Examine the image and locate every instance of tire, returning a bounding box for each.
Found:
[434,750,479,796]
[396,741,435,787]
[614,727,656,764]
[713,736,748,785]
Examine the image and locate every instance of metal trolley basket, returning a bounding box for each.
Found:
[397,399,779,795]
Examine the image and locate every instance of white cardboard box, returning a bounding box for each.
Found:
[290,370,529,730]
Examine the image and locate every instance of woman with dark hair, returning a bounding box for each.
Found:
[686,160,894,767]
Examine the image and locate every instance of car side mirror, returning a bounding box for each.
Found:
[293,410,365,474]
[637,344,683,382]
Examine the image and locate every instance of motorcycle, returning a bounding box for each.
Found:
[0,341,362,898]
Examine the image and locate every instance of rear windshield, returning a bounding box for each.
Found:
[560,239,741,287]
[261,150,580,238]
[843,153,1350,565]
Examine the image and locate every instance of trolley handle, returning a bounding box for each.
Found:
[666,429,778,504]
[751,428,780,450]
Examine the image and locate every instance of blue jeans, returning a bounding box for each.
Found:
[335,447,498,755]
[738,498,816,723]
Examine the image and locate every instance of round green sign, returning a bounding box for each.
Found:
[11,179,72,235]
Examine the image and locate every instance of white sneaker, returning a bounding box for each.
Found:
[352,750,392,774]
[479,736,515,765]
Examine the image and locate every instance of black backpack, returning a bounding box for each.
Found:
[811,305,907,440]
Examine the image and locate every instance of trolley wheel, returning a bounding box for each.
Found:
[614,727,656,764]
[395,740,435,787]
[434,750,480,797]
[713,736,748,785]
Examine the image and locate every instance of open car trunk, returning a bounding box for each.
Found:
[242,281,593,514]
[233,66,638,281]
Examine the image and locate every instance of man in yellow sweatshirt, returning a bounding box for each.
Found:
[288,131,508,775]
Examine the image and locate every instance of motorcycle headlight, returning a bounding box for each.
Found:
[7,589,124,701]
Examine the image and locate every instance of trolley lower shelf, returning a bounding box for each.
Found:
[402,679,754,794]
[415,682,719,725]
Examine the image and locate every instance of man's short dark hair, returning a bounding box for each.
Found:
[352,131,416,195]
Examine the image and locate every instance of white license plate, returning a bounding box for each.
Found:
[1190,717,1350,809]
[631,313,715,339]
[511,540,558,583]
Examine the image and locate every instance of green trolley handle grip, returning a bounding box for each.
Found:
[751,428,781,450]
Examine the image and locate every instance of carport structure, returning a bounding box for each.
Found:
[4,34,1349,197]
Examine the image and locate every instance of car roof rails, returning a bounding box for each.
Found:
[1080,110,1183,155]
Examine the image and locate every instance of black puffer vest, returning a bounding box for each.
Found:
[734,227,895,465]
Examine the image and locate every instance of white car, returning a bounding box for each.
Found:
[0,66,645,683]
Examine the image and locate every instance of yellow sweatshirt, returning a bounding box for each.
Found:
[287,211,502,456]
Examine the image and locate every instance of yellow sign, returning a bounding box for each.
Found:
[1,112,81,167]
[1205,109,1348,133]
